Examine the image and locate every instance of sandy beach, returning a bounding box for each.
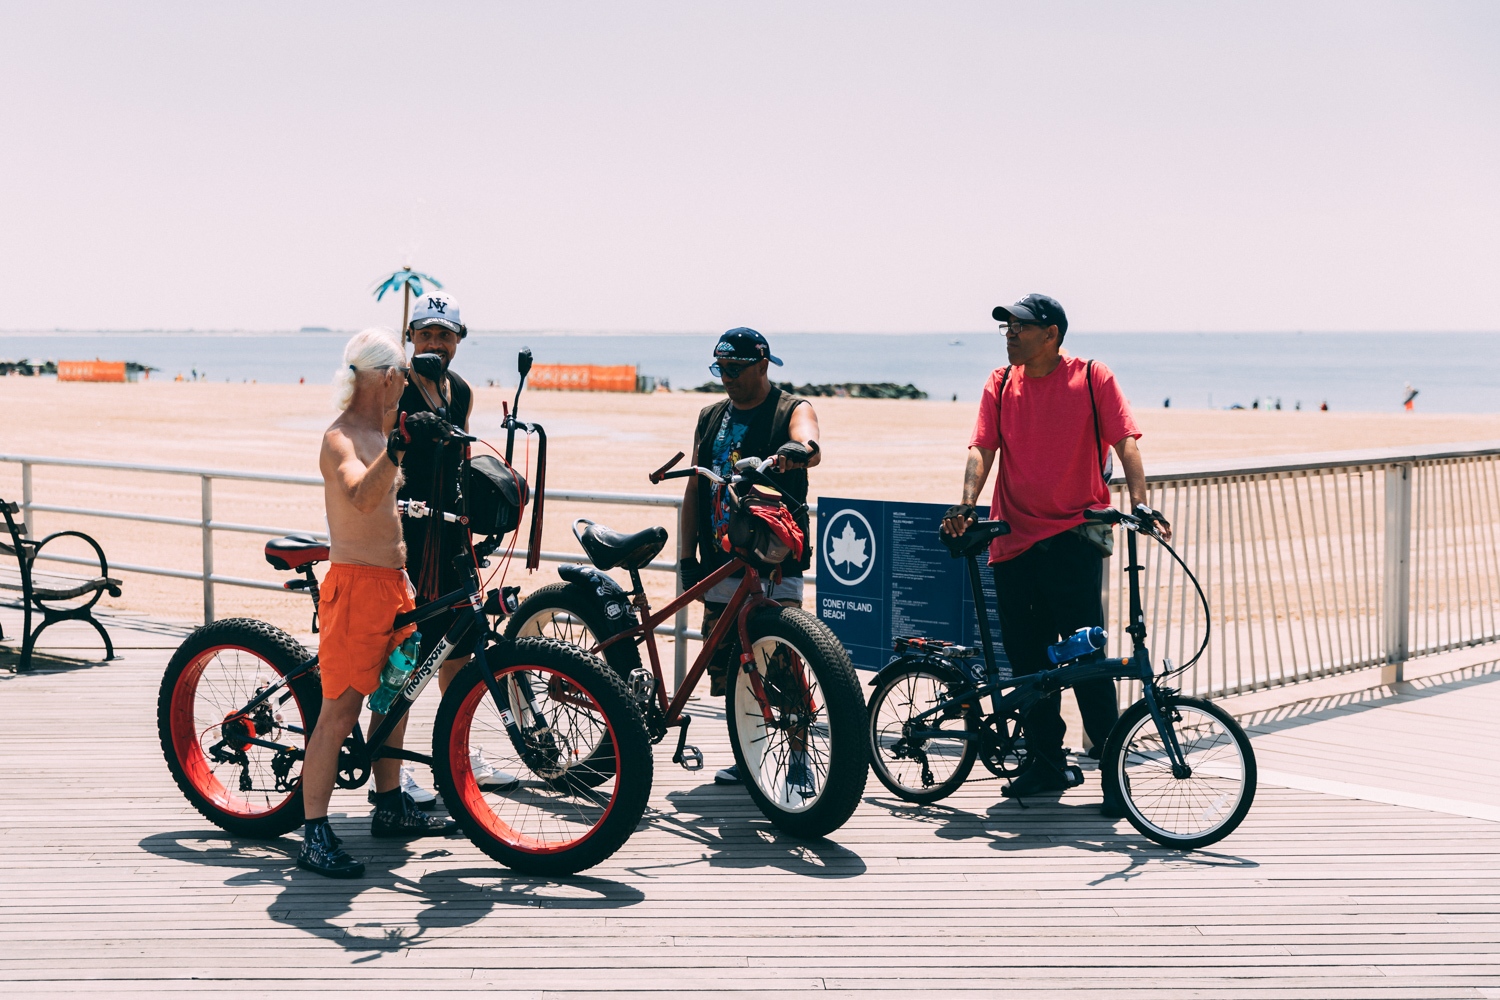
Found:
[3,378,1499,640]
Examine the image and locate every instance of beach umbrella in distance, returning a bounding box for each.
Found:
[373,267,442,334]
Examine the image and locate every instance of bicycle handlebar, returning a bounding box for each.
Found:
[398,500,467,525]
[1084,503,1168,536]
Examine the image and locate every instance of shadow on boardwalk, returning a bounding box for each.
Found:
[139,830,645,958]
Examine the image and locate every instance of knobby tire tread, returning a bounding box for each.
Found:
[157,618,318,839]
[727,607,869,839]
[432,637,653,876]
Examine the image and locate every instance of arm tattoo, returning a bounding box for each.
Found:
[962,453,984,505]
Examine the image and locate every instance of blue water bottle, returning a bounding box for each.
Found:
[1046,626,1107,665]
[368,631,421,714]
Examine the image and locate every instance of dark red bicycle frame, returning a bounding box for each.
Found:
[594,556,800,727]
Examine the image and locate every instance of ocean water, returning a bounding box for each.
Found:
[3,331,1497,413]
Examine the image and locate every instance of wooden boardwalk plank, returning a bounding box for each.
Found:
[3,611,1499,996]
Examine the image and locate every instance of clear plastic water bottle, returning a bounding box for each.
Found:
[1046,626,1107,665]
[368,631,421,714]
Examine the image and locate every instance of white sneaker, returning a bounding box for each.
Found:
[470,746,520,792]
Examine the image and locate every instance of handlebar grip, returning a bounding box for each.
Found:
[660,468,696,481]
[1083,507,1124,524]
[649,451,687,484]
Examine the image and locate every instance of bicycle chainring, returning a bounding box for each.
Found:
[335,744,369,789]
[980,715,1028,778]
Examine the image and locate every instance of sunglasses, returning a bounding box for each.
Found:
[709,359,757,379]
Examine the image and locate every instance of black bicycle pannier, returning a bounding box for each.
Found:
[466,455,529,536]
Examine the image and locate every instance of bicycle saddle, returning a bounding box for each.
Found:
[265,534,330,571]
[574,519,669,571]
[939,519,1011,559]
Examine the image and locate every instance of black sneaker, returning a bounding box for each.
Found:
[371,790,459,839]
[1002,758,1079,799]
[297,820,365,878]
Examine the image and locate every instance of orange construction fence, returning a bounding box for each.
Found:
[58,361,129,383]
[528,364,638,393]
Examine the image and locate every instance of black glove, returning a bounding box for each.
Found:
[775,439,818,470]
[679,556,703,590]
[386,411,453,463]
[941,503,977,535]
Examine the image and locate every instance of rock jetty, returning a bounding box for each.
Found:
[692,380,926,399]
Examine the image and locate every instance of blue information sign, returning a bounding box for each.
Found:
[815,496,1010,676]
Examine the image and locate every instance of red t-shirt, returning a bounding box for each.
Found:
[968,354,1140,564]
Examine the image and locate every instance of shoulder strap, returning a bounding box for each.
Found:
[1086,360,1108,486]
[995,366,1012,443]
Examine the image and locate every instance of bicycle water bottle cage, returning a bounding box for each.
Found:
[264,534,329,571]
[572,518,668,571]
[938,519,1011,559]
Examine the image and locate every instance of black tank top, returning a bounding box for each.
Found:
[397,371,472,599]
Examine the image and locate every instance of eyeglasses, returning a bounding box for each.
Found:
[1002,321,1043,334]
[709,360,756,379]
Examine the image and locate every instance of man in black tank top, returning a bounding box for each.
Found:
[678,328,822,786]
[393,292,517,803]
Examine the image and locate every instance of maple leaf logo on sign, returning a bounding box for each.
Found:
[829,522,867,571]
[821,508,876,587]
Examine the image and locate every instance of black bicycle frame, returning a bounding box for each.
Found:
[218,563,530,777]
[906,524,1192,774]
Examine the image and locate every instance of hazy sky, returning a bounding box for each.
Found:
[2,1,1496,334]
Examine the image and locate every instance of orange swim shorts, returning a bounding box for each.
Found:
[318,563,417,700]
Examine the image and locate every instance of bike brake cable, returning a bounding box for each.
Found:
[1149,531,1212,674]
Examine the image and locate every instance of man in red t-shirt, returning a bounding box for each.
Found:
[941,293,1170,815]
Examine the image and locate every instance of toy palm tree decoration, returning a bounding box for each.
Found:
[373,267,442,334]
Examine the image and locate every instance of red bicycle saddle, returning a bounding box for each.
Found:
[264,534,329,571]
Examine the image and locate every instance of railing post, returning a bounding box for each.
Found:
[1383,462,1412,684]
[20,461,32,537]
[673,498,688,693]
[201,476,215,624]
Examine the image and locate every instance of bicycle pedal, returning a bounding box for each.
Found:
[1063,765,1085,788]
[675,745,704,771]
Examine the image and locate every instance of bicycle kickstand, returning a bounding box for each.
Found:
[671,715,703,771]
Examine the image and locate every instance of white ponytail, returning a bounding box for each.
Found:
[333,327,405,411]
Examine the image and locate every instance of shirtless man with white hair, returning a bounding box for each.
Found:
[297,328,456,879]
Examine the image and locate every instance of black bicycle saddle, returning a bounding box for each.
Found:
[574,519,669,571]
[939,519,1011,559]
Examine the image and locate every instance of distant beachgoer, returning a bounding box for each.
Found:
[942,293,1170,818]
[677,328,821,787]
[300,328,455,878]
[1163,397,1171,408]
[1321,401,1329,411]
[1252,399,1259,410]
[1403,382,1419,412]
[394,291,516,806]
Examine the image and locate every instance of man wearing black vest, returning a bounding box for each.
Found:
[678,328,821,786]
[393,292,517,805]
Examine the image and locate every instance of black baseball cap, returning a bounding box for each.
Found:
[713,327,783,366]
[993,294,1068,337]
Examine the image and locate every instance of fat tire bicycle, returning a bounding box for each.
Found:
[505,451,870,840]
[158,352,654,875]
[866,506,1256,850]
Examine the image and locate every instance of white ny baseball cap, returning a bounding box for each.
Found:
[408,291,466,338]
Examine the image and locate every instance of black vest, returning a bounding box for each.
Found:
[693,386,811,575]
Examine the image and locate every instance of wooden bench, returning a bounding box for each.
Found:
[0,499,122,672]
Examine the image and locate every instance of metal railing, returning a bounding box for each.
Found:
[0,452,819,686]
[7,443,1498,700]
[1110,442,1500,698]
